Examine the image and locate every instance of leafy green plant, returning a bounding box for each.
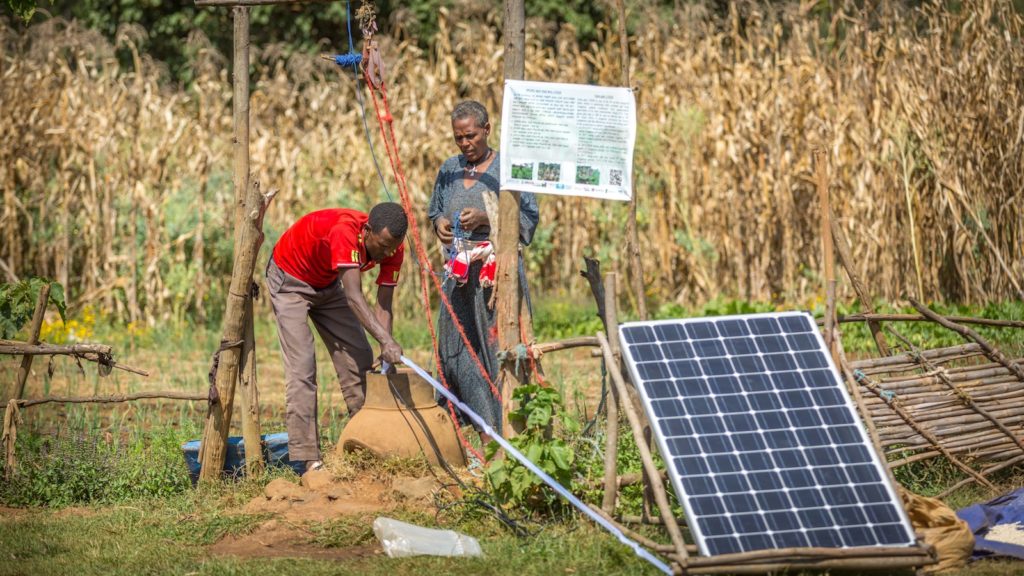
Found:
[3,0,47,22]
[484,384,580,512]
[0,278,66,339]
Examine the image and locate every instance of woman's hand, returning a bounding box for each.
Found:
[459,207,489,231]
[435,216,454,244]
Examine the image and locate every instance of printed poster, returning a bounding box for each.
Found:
[499,79,636,201]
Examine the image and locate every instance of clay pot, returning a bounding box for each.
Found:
[337,369,467,467]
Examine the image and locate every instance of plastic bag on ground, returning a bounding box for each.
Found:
[373,516,483,558]
[956,487,1024,560]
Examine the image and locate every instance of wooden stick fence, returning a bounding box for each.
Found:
[0,294,195,480]
[833,313,1024,329]
[0,341,149,377]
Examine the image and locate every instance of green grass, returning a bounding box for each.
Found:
[0,493,664,576]
[4,298,1024,574]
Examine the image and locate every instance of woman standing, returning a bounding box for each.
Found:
[427,100,539,444]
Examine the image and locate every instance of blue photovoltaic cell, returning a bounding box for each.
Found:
[619,311,916,557]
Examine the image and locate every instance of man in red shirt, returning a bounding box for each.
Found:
[266,202,407,470]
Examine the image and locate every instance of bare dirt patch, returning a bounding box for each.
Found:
[241,468,442,524]
[209,519,382,561]
[0,506,29,519]
[52,506,97,518]
[217,468,448,562]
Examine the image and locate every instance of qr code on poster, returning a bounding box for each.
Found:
[609,169,623,186]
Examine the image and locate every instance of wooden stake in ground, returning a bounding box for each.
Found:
[497,0,526,438]
[198,5,255,481]
[829,218,890,356]
[13,283,49,400]
[600,272,620,514]
[3,400,20,479]
[239,284,263,475]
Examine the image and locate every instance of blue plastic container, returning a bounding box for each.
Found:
[181,432,304,483]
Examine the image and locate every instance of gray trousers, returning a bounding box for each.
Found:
[266,258,373,461]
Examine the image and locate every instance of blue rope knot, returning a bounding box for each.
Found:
[334,52,363,69]
[496,344,531,375]
[852,369,867,383]
[880,389,897,401]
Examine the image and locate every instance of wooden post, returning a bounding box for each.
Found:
[239,285,264,474]
[580,257,607,325]
[600,273,620,514]
[617,0,647,321]
[814,150,836,352]
[198,178,268,480]
[198,6,255,481]
[497,0,526,438]
[13,283,49,400]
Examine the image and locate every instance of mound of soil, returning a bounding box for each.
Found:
[241,469,442,523]
[210,519,381,561]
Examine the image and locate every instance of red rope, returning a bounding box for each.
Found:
[363,69,512,462]
[365,73,500,401]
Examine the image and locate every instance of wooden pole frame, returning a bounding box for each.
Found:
[193,1,276,480]
[198,5,250,481]
[497,0,526,438]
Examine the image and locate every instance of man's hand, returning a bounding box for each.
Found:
[435,216,454,244]
[380,339,403,364]
[459,207,488,231]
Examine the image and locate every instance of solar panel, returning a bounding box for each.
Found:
[619,312,916,556]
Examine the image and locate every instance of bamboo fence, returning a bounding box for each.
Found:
[848,335,1024,485]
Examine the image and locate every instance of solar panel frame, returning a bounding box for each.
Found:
[618,311,916,557]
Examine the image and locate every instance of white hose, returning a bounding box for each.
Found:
[400,355,674,575]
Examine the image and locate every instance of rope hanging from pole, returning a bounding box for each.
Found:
[342,5,547,459]
[325,0,392,201]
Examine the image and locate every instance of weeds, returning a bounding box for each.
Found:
[0,421,193,507]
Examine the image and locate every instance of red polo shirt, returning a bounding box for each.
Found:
[272,209,404,289]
